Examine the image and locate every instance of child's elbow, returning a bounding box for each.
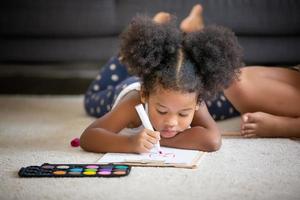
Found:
[205,137,222,152]
[203,131,222,152]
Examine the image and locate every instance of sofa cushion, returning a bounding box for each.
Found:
[0,0,118,37]
[0,0,299,64]
[203,0,300,35]
[1,0,299,37]
[114,0,300,36]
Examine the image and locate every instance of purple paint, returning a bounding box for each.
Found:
[98,171,111,175]
[86,165,99,169]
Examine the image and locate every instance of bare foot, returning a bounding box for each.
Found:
[241,112,300,138]
[153,12,171,24]
[180,4,204,33]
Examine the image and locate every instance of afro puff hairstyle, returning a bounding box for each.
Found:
[183,25,243,99]
[120,15,243,102]
[120,15,182,75]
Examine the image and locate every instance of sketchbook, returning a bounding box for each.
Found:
[97,147,205,169]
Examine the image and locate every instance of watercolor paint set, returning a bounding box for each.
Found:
[18,163,131,178]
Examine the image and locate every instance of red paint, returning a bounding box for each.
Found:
[70,137,80,147]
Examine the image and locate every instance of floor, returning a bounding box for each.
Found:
[0,95,299,200]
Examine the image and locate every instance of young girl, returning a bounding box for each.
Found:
[80,6,243,153]
[83,4,300,140]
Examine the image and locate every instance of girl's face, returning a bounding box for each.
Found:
[145,88,199,138]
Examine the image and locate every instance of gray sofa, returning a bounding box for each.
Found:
[1,0,300,65]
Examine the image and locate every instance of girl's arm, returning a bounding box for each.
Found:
[80,96,136,153]
[80,93,160,153]
[160,103,221,152]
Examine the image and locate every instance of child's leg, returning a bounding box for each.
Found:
[224,67,300,137]
[84,56,130,117]
[205,92,240,121]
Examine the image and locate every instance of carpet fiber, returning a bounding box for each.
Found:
[0,96,299,200]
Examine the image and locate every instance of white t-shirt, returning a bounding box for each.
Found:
[112,82,144,135]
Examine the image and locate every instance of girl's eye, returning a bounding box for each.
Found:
[179,113,189,117]
[157,110,167,115]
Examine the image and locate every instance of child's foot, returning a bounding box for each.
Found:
[241,112,300,138]
[180,4,204,33]
[153,12,171,24]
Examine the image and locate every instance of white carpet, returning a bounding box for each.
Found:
[0,95,299,200]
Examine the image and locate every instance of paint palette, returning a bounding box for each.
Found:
[18,163,131,178]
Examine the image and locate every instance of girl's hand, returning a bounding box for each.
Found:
[129,129,160,153]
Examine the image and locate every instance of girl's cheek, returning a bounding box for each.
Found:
[180,117,193,130]
[151,113,162,129]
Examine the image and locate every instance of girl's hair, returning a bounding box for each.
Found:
[120,15,243,102]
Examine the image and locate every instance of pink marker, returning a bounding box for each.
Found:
[135,104,162,153]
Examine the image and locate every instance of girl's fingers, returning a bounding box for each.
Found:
[146,137,158,145]
[143,140,154,151]
[146,133,160,144]
[144,129,161,140]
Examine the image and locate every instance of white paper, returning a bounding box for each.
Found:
[98,147,202,165]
